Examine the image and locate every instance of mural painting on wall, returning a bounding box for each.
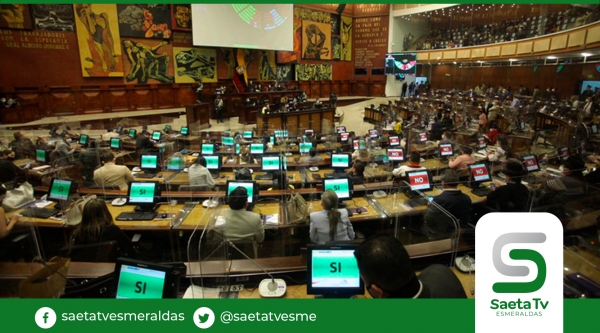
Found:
[294,6,331,24]
[220,48,236,79]
[276,18,301,64]
[173,47,217,83]
[302,20,331,60]
[117,4,172,39]
[276,64,294,81]
[259,50,277,81]
[74,4,124,77]
[296,64,332,81]
[171,4,191,31]
[32,5,75,32]
[331,14,340,35]
[331,37,341,60]
[0,5,33,30]
[341,15,352,61]
[122,38,173,84]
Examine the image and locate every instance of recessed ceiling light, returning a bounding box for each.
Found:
[582,52,592,57]
[547,56,557,59]
[509,59,517,62]
[453,61,457,64]
[477,60,483,63]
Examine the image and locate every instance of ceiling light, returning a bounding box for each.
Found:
[477,60,483,63]
[509,59,517,62]
[582,52,592,57]
[453,61,457,64]
[547,56,557,59]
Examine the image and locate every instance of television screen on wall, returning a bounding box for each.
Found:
[385,53,417,75]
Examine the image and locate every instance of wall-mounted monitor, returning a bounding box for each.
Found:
[385,53,417,75]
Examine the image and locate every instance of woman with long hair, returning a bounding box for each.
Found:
[70,198,131,257]
[488,134,513,163]
[309,190,355,244]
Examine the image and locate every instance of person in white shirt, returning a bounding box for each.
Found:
[392,151,426,177]
[188,156,215,188]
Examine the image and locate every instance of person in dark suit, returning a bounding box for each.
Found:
[354,234,467,298]
[135,131,157,155]
[430,117,443,141]
[486,159,530,212]
[348,160,365,185]
[423,169,472,239]
[575,116,592,155]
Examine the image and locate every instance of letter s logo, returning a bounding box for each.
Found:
[492,232,546,293]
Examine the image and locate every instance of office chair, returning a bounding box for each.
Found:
[59,240,120,262]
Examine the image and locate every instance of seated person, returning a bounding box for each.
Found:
[0,186,20,239]
[392,151,426,178]
[52,134,75,165]
[93,150,135,191]
[239,148,257,165]
[449,146,475,171]
[352,147,371,160]
[301,148,322,163]
[538,156,586,205]
[354,234,467,298]
[222,187,265,243]
[188,156,215,189]
[68,198,132,258]
[269,170,294,190]
[313,98,323,108]
[9,132,35,159]
[487,135,512,163]
[423,169,473,238]
[348,160,365,185]
[0,150,27,184]
[309,190,355,244]
[101,129,120,141]
[78,141,100,181]
[135,131,158,155]
[486,159,530,212]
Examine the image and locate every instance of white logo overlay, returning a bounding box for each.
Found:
[35,307,57,329]
[475,213,563,333]
[193,307,215,329]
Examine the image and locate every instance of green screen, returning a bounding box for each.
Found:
[205,156,220,170]
[152,132,161,141]
[324,178,350,199]
[227,182,254,203]
[251,144,264,154]
[167,157,183,171]
[300,143,313,153]
[36,149,46,163]
[202,144,214,155]
[311,250,361,288]
[141,155,157,169]
[243,131,253,138]
[129,129,136,138]
[129,183,156,204]
[164,125,171,132]
[116,265,166,299]
[79,135,88,145]
[331,154,349,168]
[49,179,71,201]
[262,156,280,171]
[222,137,234,146]
[275,130,288,138]
[180,127,189,135]
[235,144,241,154]
[110,138,121,149]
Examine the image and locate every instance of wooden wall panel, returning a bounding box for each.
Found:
[457,49,470,59]
[372,81,386,97]
[107,88,129,112]
[157,86,176,109]
[355,82,367,96]
[443,51,456,59]
[550,35,567,50]
[471,48,485,58]
[568,30,586,48]
[517,42,533,54]
[341,81,350,96]
[80,89,103,114]
[310,82,320,99]
[501,44,516,56]
[48,89,76,116]
[320,81,331,98]
[131,87,153,110]
[486,46,500,57]
[587,26,600,44]
[533,39,550,52]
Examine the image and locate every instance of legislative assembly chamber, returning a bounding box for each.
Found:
[1,3,600,299]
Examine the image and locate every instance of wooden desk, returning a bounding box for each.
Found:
[363,107,387,124]
[308,197,385,222]
[176,202,284,230]
[256,108,335,136]
[132,171,175,183]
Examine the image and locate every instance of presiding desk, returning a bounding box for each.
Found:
[256,107,335,136]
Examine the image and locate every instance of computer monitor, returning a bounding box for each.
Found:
[47,178,74,202]
[116,125,123,134]
[164,125,171,133]
[140,155,159,171]
[180,126,189,136]
[340,132,350,142]
[205,155,222,172]
[152,131,162,141]
[406,170,433,192]
[331,153,351,169]
[114,258,181,299]
[222,137,234,146]
[418,132,427,142]
[223,130,231,137]
[306,244,364,298]
[557,147,569,160]
[201,144,214,155]
[262,155,281,171]
[336,126,346,134]
[235,143,241,155]
[129,129,137,139]
[592,124,598,134]
[519,121,526,130]
[468,163,492,187]
[387,148,405,162]
[305,129,314,136]
[477,136,487,149]
[522,155,540,172]
[243,131,253,139]
[352,140,366,150]
[439,143,453,157]
[110,138,122,150]
[323,178,352,200]
[78,134,89,146]
[167,157,185,171]
[369,129,379,138]
[127,181,160,211]
[269,137,275,145]
[274,130,289,138]
[250,143,264,154]
[226,180,258,205]
[49,126,57,136]
[35,149,48,163]
[299,142,313,154]
[388,136,400,146]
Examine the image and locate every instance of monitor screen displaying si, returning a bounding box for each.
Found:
[235,143,241,155]
[336,126,346,134]
[440,144,453,157]
[226,181,256,204]
[407,170,432,191]
[152,131,162,141]
[180,127,189,135]
[385,53,417,75]
[167,157,184,171]
[300,142,313,154]
[36,149,47,163]
[387,148,404,161]
[79,134,89,145]
[114,258,180,299]
[388,136,400,146]
[129,129,137,138]
[110,138,122,150]
[222,137,234,146]
[523,155,539,172]
[340,132,350,142]
[369,129,378,138]
[202,144,214,155]
[269,137,275,145]
[477,137,487,149]
[243,131,253,139]
[251,143,264,154]
[48,178,73,201]
[164,125,171,133]
[306,245,364,297]
[557,147,569,160]
[205,155,221,170]
[128,182,158,204]
[140,155,158,170]
[469,163,491,182]
[323,178,351,200]
[262,156,280,171]
[331,154,350,168]
[418,132,427,142]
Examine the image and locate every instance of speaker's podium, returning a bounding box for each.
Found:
[185,103,211,130]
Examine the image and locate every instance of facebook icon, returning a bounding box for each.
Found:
[35,307,56,329]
